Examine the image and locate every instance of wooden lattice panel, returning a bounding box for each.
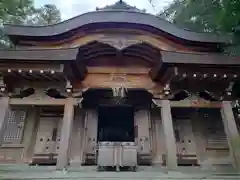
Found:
[3,110,26,144]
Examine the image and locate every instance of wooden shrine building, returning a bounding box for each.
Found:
[0,0,240,171]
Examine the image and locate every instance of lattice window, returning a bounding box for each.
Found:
[3,110,27,144]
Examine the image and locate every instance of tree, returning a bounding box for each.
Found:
[156,0,240,54]
[158,0,240,33]
[0,1,62,48]
[0,0,35,48]
[0,0,35,24]
[28,4,61,26]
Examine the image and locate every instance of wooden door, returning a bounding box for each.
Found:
[34,117,61,155]
[85,110,98,154]
[134,109,150,154]
[82,110,98,165]
[178,119,197,155]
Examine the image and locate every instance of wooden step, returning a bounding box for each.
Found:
[31,153,58,165]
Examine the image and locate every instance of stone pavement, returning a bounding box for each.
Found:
[0,165,239,180]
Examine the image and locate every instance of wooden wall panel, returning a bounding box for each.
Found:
[174,119,197,155]
[33,117,61,155]
[86,57,154,67]
[0,148,24,163]
[87,67,151,74]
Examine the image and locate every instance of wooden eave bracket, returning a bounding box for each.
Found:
[149,62,165,81]
[63,61,87,82]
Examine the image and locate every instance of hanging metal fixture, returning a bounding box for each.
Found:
[111,86,128,104]
[112,86,127,98]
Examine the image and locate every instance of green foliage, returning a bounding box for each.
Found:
[0,0,35,24]
[158,0,240,33]
[0,0,35,48]
[0,0,62,48]
[27,4,61,25]
[156,0,240,54]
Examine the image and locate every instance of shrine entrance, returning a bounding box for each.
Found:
[97,104,135,142]
[82,88,153,168]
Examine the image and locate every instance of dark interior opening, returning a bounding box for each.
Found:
[97,104,134,142]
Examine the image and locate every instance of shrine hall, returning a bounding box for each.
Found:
[0,0,239,171]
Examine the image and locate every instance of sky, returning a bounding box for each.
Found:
[34,0,173,20]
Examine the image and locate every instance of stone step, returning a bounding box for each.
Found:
[0,171,239,180]
[0,165,239,180]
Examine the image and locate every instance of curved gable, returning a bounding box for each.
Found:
[15,32,221,53]
[4,10,231,45]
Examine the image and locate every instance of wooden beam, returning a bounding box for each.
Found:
[175,66,240,80]
[170,100,222,108]
[0,63,64,72]
[87,67,150,74]
[153,99,222,108]
[9,97,81,106]
[79,73,159,91]
[9,98,66,106]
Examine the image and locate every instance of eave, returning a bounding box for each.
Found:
[3,10,231,45]
[0,48,78,61]
[0,48,86,81]
[1,48,240,88]
[153,51,240,82]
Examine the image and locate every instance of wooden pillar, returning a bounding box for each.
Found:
[23,107,40,163]
[221,101,240,170]
[0,97,10,145]
[56,98,75,170]
[161,100,177,169]
[155,117,162,164]
[191,111,205,164]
